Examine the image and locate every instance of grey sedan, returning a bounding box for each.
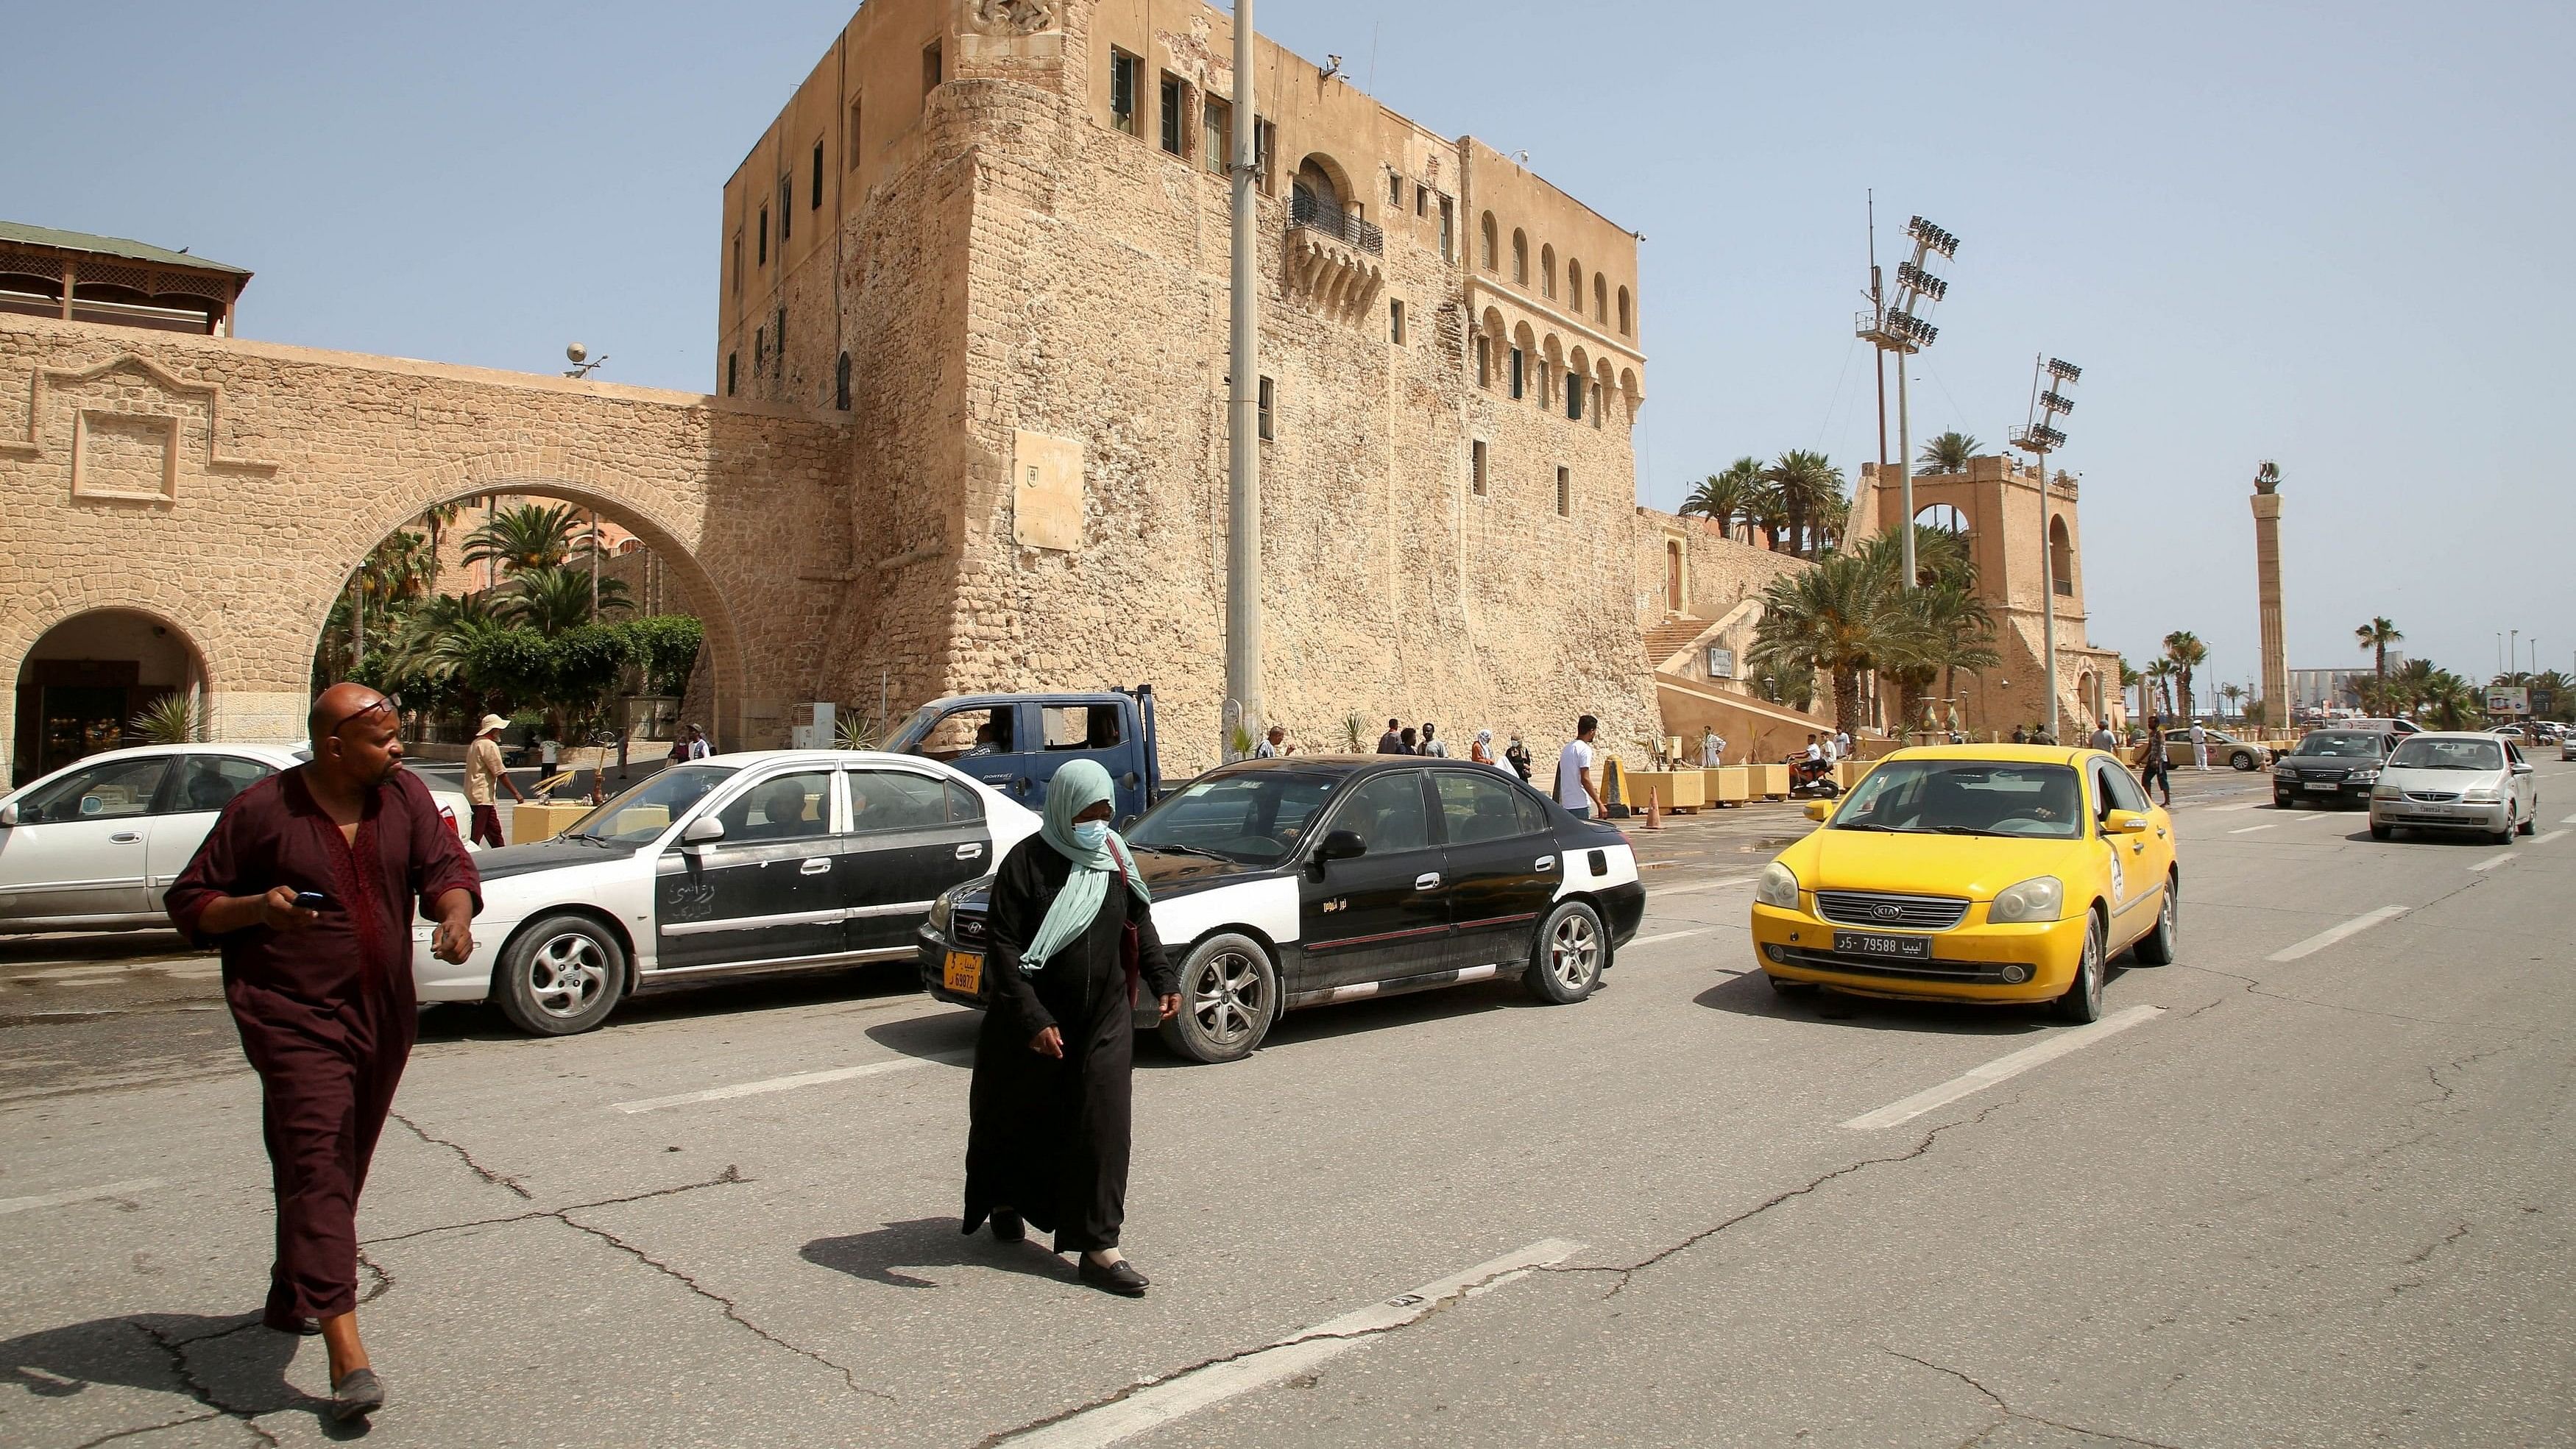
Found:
[2368,733,2540,844]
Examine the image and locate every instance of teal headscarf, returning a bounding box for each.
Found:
[1018,759,1151,974]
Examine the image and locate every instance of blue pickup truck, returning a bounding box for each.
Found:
[886,686,1165,823]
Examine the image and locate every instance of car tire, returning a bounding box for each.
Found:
[1526,900,1606,1005]
[2131,874,2178,966]
[2369,823,2393,841]
[495,914,627,1036]
[2490,809,2516,846]
[2519,812,2537,837]
[2232,751,2257,771]
[1158,932,1276,1065]
[2051,914,2106,1024]
[2273,791,2292,809]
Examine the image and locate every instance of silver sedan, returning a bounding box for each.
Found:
[2368,732,2541,844]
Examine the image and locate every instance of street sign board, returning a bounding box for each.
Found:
[2486,687,2529,716]
[1707,647,1735,680]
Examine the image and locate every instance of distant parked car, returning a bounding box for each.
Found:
[2272,729,2398,808]
[2368,733,2539,844]
[2156,729,2273,772]
[2343,718,2424,737]
[0,745,472,935]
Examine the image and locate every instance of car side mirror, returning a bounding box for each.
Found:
[0,802,17,828]
[1313,829,1367,862]
[2103,809,2151,835]
[1803,800,1833,822]
[682,816,725,845]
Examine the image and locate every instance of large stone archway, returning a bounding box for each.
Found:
[9,603,209,780]
[1,316,852,782]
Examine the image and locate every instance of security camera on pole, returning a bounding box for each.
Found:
[1856,216,1959,589]
[2011,357,2081,741]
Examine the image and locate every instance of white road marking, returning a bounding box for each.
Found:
[1625,929,1713,949]
[2228,823,2279,835]
[2268,905,2408,962]
[2202,801,2266,813]
[1657,875,1756,895]
[0,1177,168,1216]
[2469,854,2518,873]
[612,1052,970,1113]
[2533,829,2569,846]
[2562,814,2576,826]
[997,1238,1585,1448]
[1839,1006,2164,1131]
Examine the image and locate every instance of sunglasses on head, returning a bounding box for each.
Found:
[325,696,395,737]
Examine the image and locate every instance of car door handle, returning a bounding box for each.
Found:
[982,774,1010,784]
[955,842,984,860]
[1415,872,1441,890]
[1534,854,1556,871]
[799,857,831,875]
[110,832,142,844]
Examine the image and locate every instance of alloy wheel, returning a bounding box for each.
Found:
[1549,911,1602,991]
[1188,949,1267,1048]
[527,932,610,1020]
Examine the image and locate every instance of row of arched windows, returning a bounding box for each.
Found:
[1468,306,1639,426]
[1477,210,1632,337]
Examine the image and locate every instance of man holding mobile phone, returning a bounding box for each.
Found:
[166,683,480,1423]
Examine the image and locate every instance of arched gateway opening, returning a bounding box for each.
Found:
[309,478,748,773]
[10,609,208,781]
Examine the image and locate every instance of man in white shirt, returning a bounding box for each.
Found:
[1835,729,1853,759]
[1557,715,1606,819]
[1254,724,1293,758]
[1699,728,1725,768]
[1804,734,1825,765]
[2189,720,2209,771]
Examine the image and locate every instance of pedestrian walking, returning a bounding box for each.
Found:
[461,713,523,849]
[680,723,712,761]
[163,684,481,1423]
[1556,715,1606,819]
[2088,720,2118,754]
[1254,724,1294,758]
[2190,720,2210,770]
[1700,727,1725,768]
[2139,715,2173,805]
[1504,733,1534,783]
[1470,729,1497,766]
[1419,723,1448,758]
[1834,728,1853,759]
[1399,726,1420,754]
[538,734,559,777]
[1376,718,1405,754]
[961,760,1180,1296]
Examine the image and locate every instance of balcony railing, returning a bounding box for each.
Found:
[1289,190,1382,255]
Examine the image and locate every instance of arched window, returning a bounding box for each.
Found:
[1479,212,1498,271]
[1616,286,1632,336]
[1512,229,1528,285]
[1540,244,1556,299]
[2049,516,2074,597]
[1293,157,1343,216]
[1567,260,1583,313]
[1593,274,1607,323]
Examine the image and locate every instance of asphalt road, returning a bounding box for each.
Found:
[3,760,2567,1448]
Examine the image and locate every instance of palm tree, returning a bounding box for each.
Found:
[2117,658,2143,723]
[1917,431,1978,474]
[1762,450,1844,559]
[2218,683,2246,720]
[2162,631,2208,722]
[1749,545,1901,734]
[461,503,587,579]
[2419,670,2483,730]
[417,500,467,593]
[498,566,631,637]
[2353,617,2402,698]
[1808,489,1853,555]
[2533,670,2572,723]
[1682,458,1765,542]
[2143,659,2179,719]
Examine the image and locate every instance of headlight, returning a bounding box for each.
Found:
[2372,784,2401,799]
[927,890,955,935]
[2462,788,2500,804]
[2349,768,2378,783]
[1987,876,2064,924]
[1754,862,1801,910]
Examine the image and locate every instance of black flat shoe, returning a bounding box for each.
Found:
[330,1367,385,1422]
[1078,1257,1149,1297]
[990,1208,1024,1244]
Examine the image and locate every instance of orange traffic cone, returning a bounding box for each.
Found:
[1646,786,1663,830]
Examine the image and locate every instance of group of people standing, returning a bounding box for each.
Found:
[1371,716,1538,782]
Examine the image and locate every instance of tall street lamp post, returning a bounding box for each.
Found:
[1856,216,1958,588]
[1222,0,1263,761]
[2011,357,2081,740]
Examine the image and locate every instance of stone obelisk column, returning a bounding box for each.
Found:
[2250,463,2288,727]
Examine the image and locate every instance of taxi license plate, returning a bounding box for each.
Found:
[942,950,983,995]
[1833,931,1931,961]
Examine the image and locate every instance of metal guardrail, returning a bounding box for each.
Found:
[1289,191,1383,254]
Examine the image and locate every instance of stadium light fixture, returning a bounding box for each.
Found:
[2011,354,2082,742]
[1856,213,1963,589]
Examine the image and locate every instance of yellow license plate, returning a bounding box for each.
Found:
[942,951,983,994]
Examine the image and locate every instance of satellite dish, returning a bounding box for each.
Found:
[565,342,587,364]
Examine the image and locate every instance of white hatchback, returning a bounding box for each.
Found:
[0,745,473,935]
[2368,732,2540,844]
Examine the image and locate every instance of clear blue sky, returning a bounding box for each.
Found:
[9,1,2569,692]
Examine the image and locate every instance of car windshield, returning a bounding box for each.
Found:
[1830,759,2086,839]
[2294,732,2385,759]
[562,764,740,843]
[2388,738,2503,772]
[1125,770,1340,864]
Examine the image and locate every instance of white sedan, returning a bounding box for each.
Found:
[2368,732,2541,844]
[0,744,472,935]
[415,750,1038,1035]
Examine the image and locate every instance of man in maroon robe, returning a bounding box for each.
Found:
[166,683,479,1421]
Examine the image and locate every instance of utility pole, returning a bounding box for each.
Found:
[1867,192,1886,468]
[1222,0,1263,761]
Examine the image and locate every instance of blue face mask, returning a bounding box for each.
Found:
[1072,819,1111,851]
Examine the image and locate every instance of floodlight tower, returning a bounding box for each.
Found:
[2011,356,2081,740]
[1856,216,1960,588]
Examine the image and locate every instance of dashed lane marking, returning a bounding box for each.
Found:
[2268,905,2408,962]
[1655,875,1757,895]
[0,1177,168,1216]
[612,1052,970,1113]
[2228,823,2279,835]
[1624,929,1714,949]
[2201,801,2267,813]
[2469,854,2519,873]
[1839,1006,2163,1131]
[2533,829,2569,846]
[995,1238,1586,1448]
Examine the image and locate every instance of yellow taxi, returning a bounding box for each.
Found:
[1749,745,2177,1021]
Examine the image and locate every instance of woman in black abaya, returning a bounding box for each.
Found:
[963,759,1179,1295]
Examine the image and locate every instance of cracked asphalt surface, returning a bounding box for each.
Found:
[4,762,2569,1446]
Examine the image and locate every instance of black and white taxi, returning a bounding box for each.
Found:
[412,750,1038,1034]
[916,755,1646,1063]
